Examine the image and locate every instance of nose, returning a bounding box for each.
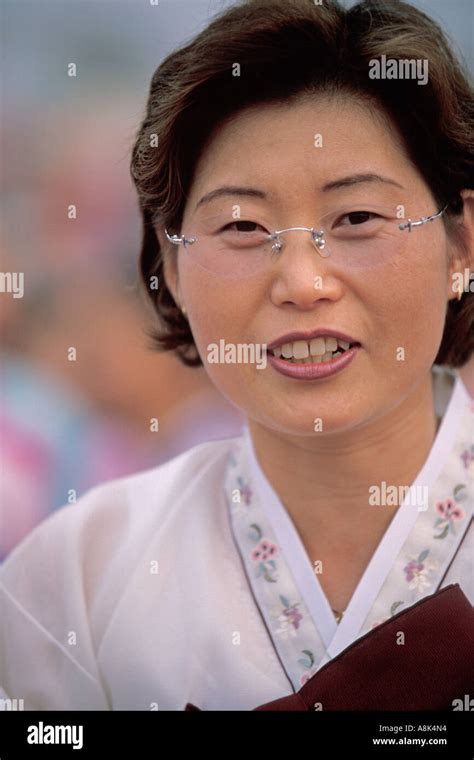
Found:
[269,230,342,308]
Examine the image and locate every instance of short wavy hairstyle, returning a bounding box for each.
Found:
[130,0,474,368]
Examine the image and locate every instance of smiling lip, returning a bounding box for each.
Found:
[267,344,361,380]
[266,327,360,352]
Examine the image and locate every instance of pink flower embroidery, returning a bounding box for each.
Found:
[297,651,317,685]
[272,596,304,636]
[403,550,434,591]
[460,446,474,470]
[251,539,278,562]
[237,476,252,505]
[300,668,318,686]
[274,608,302,638]
[435,498,465,522]
[282,605,303,629]
[404,560,424,583]
[370,618,388,630]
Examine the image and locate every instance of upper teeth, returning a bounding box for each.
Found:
[272,337,350,359]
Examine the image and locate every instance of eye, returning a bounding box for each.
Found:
[220,220,267,233]
[337,211,382,227]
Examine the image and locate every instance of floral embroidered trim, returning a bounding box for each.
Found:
[434,483,467,539]
[403,549,435,591]
[226,445,328,689]
[460,444,474,470]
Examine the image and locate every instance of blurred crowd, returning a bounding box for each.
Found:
[0,92,243,562]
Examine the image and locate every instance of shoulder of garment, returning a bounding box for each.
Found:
[0,433,238,709]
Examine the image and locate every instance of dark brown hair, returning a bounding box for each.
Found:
[130,0,473,368]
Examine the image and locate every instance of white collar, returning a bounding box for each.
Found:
[225,368,473,689]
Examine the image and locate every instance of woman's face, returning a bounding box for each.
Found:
[160,96,460,436]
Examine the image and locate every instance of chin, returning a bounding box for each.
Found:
[249,404,361,437]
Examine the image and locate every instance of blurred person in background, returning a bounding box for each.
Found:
[0,98,243,559]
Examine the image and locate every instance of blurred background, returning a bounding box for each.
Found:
[1,0,473,560]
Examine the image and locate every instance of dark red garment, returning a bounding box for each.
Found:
[185,584,474,711]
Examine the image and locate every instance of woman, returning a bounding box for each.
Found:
[1,0,473,711]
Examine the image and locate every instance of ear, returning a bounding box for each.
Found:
[155,224,181,307]
[446,189,474,301]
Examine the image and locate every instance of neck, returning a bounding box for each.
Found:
[246,372,439,546]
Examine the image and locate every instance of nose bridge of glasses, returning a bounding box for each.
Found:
[270,225,329,258]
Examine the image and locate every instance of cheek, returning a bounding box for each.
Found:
[179,269,270,411]
[179,263,258,365]
[364,239,448,368]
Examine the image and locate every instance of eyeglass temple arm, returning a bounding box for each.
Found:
[398,204,448,232]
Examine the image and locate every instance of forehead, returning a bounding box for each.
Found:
[187,95,413,207]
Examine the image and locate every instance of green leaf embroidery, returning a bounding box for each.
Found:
[298,650,315,669]
[249,523,262,541]
[434,523,449,539]
[453,484,468,502]
[390,601,404,616]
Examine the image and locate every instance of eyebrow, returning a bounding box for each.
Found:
[321,173,405,192]
[195,185,269,211]
[194,174,404,211]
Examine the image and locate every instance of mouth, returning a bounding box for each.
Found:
[266,333,361,364]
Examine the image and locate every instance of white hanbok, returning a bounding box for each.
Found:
[0,366,472,710]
